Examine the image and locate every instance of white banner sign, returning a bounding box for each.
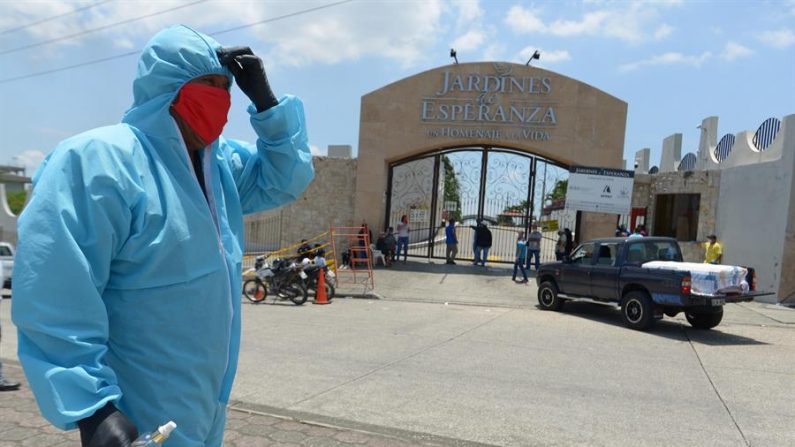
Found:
[565,166,634,215]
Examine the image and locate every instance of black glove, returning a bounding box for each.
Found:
[217,46,278,113]
[78,402,138,447]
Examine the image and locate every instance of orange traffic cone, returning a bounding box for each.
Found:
[314,267,330,305]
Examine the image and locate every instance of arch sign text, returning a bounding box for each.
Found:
[421,63,556,142]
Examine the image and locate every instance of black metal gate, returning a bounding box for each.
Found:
[385,146,573,264]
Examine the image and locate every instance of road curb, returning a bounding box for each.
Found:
[227,400,499,447]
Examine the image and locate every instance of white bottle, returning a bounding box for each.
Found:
[132,421,177,446]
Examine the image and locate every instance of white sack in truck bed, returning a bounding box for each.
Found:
[642,261,749,296]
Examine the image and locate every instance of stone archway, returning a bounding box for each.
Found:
[355,62,627,242]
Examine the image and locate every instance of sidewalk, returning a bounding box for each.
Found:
[346,259,533,308]
[0,360,488,447]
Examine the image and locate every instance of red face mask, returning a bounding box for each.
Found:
[172,82,231,145]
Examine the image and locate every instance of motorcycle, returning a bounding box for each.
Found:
[302,263,336,302]
[242,256,309,305]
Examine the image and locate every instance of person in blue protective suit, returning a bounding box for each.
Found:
[11,25,314,447]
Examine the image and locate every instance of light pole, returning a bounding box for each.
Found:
[539,162,548,218]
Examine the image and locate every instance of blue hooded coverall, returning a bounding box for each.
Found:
[12,25,314,446]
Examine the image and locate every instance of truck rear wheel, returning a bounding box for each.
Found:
[685,308,723,330]
[621,291,654,330]
[537,281,564,311]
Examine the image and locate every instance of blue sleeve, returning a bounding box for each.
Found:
[221,95,314,215]
[11,142,139,430]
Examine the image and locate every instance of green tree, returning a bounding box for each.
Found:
[546,179,568,203]
[7,191,27,215]
[503,200,529,214]
[441,156,461,222]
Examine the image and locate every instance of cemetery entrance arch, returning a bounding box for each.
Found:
[355,62,628,251]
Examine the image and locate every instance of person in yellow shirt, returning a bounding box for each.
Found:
[703,234,723,264]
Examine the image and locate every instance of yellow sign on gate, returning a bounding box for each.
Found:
[538,219,559,232]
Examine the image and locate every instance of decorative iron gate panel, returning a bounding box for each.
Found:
[386,146,570,263]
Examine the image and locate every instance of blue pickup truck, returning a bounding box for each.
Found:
[535,237,768,330]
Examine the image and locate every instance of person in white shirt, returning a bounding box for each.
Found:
[396,215,410,263]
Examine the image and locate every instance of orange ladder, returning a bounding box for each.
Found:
[330,226,375,291]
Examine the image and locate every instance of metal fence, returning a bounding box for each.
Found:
[243,212,282,253]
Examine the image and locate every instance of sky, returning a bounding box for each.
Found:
[0,0,793,175]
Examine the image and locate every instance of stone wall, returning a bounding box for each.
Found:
[637,171,721,262]
[243,156,358,252]
[630,174,651,209]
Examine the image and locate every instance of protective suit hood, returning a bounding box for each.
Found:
[122,25,232,142]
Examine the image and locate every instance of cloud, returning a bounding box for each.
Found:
[654,24,674,40]
[451,0,483,29]
[619,51,712,72]
[540,50,572,64]
[309,144,325,156]
[504,3,675,43]
[620,39,753,72]
[448,1,492,58]
[517,47,571,65]
[550,11,610,37]
[482,43,506,61]
[757,29,795,48]
[0,0,449,68]
[451,29,486,51]
[12,149,47,173]
[264,1,447,68]
[505,5,547,34]
[113,37,135,49]
[720,41,753,61]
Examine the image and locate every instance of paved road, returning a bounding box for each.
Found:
[228,298,794,447]
[2,263,794,446]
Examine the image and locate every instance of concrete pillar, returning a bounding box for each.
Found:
[0,183,19,244]
[697,116,719,170]
[660,133,682,172]
[778,114,795,303]
[634,148,650,174]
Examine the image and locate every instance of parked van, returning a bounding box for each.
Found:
[0,242,14,289]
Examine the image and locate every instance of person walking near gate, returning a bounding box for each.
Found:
[470,220,492,266]
[445,218,458,265]
[555,230,566,261]
[469,218,482,263]
[512,232,529,283]
[477,222,492,266]
[564,228,574,260]
[526,224,542,272]
[396,215,410,263]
